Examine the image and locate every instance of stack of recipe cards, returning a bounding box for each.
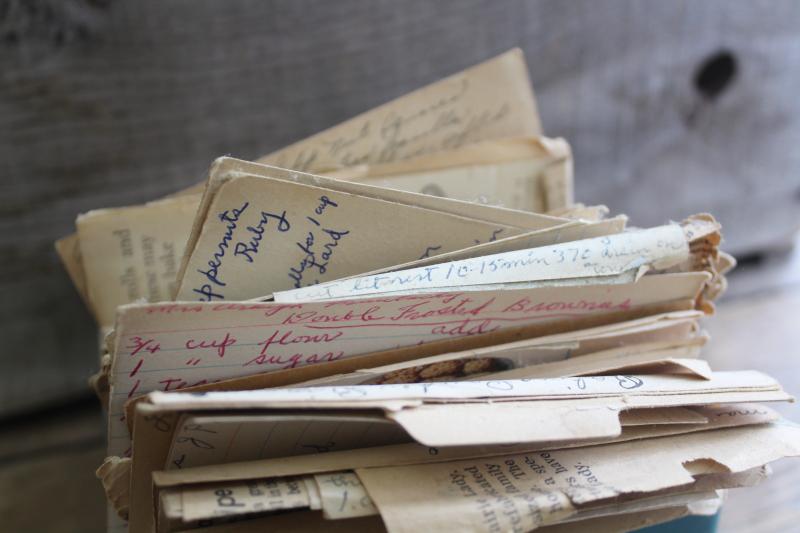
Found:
[55,49,800,533]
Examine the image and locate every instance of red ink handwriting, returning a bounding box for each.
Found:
[158,378,210,392]
[501,298,632,313]
[257,329,344,353]
[127,379,141,398]
[185,332,236,358]
[244,350,345,369]
[281,306,384,325]
[129,359,144,377]
[145,304,204,314]
[389,297,494,321]
[126,336,161,356]
[430,318,499,336]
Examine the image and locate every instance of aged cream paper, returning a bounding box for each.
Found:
[54,233,92,312]
[95,457,131,520]
[148,404,778,494]
[143,370,788,441]
[76,194,200,326]
[355,422,800,532]
[158,396,716,476]
[135,404,776,533]
[142,370,780,418]
[58,48,545,317]
[67,162,579,325]
[548,204,608,221]
[327,136,564,182]
[174,157,578,302]
[128,409,181,533]
[167,473,740,531]
[286,211,722,307]
[174,158,570,284]
[120,273,709,425]
[175,175,527,302]
[476,343,708,381]
[108,272,710,456]
[293,310,703,386]
[158,393,716,473]
[157,503,697,533]
[164,471,378,527]
[298,216,627,298]
[259,48,541,173]
[170,48,543,196]
[180,476,310,522]
[148,425,778,532]
[314,471,380,520]
[165,414,409,470]
[330,136,572,212]
[274,223,690,302]
[617,406,709,426]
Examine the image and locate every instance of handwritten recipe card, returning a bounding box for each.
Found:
[50,47,800,533]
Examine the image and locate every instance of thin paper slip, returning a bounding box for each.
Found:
[271,216,627,303]
[145,370,784,409]
[274,223,690,302]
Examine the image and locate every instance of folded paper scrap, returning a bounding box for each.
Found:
[114,372,797,533]
[47,46,798,533]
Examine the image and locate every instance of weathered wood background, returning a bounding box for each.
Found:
[2,0,799,414]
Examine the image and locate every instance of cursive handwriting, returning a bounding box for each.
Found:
[185,332,237,358]
[193,202,249,301]
[233,210,291,263]
[287,196,350,288]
